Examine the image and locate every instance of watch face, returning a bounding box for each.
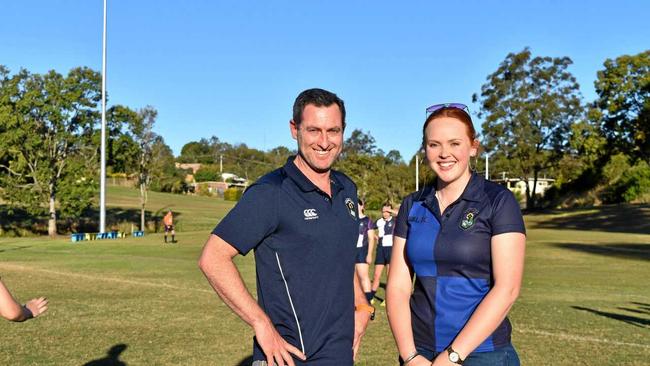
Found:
[449,352,460,362]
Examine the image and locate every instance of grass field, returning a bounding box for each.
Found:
[0,186,648,365]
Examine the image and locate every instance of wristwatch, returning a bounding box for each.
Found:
[355,303,375,320]
[446,346,465,365]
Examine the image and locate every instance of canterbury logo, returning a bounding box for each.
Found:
[303,209,319,220]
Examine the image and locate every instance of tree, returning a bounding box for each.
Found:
[473,48,583,209]
[594,50,650,163]
[106,105,140,173]
[343,129,377,156]
[131,106,158,231]
[194,165,221,182]
[0,66,101,236]
[178,140,212,163]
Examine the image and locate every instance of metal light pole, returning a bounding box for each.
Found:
[415,154,419,191]
[485,153,489,180]
[99,0,107,233]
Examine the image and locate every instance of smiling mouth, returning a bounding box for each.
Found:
[437,161,456,169]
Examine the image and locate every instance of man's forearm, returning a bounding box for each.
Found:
[198,235,269,328]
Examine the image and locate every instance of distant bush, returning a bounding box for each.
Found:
[601,155,650,203]
[617,161,650,203]
[194,165,221,182]
[224,188,243,201]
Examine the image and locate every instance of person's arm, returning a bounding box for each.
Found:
[352,271,371,360]
[0,279,48,322]
[386,237,430,366]
[198,234,306,366]
[431,232,526,365]
[366,229,376,264]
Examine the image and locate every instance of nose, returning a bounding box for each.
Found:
[317,131,329,148]
[439,144,450,158]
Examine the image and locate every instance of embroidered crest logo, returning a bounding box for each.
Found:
[303,208,319,220]
[460,208,479,230]
[345,198,356,219]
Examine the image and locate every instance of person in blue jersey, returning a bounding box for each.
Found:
[386,104,526,366]
[370,203,396,306]
[198,88,373,366]
[355,199,376,303]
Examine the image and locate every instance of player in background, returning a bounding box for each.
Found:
[355,199,376,303]
[370,203,395,307]
[163,209,175,243]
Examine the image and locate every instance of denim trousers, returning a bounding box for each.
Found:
[399,344,520,366]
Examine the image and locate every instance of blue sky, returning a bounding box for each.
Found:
[1,1,648,160]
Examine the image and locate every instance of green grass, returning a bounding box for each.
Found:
[0,189,648,365]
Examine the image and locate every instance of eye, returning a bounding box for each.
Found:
[427,142,439,148]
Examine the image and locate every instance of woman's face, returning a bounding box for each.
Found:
[424,116,478,185]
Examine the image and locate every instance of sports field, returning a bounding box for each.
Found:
[0,187,648,365]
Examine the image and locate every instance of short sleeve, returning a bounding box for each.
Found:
[393,197,411,239]
[491,190,526,236]
[369,218,377,230]
[366,218,374,233]
[212,183,278,255]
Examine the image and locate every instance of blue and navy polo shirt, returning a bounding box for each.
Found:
[394,173,525,354]
[212,157,359,365]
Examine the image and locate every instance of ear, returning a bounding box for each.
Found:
[469,139,480,157]
[290,120,298,140]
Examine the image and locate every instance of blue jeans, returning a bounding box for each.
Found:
[399,344,520,366]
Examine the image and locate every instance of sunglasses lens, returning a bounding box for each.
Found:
[426,103,469,115]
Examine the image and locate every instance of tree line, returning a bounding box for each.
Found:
[0,48,648,236]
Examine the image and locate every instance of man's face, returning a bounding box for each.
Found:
[291,104,344,174]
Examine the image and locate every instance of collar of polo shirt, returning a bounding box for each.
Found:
[424,173,485,210]
[283,156,345,195]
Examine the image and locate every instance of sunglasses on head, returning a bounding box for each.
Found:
[425,103,470,116]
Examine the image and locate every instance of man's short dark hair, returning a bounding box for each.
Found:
[292,88,346,130]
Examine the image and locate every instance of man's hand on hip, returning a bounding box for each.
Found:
[254,318,306,366]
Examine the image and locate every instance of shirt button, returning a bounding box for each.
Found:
[324,197,330,202]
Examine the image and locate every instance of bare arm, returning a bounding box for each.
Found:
[386,237,430,365]
[432,232,526,365]
[198,234,305,365]
[352,270,371,360]
[0,279,48,322]
[366,230,377,264]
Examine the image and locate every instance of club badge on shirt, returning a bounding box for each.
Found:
[345,198,356,219]
[460,208,479,230]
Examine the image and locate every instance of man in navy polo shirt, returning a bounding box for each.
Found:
[198,88,372,366]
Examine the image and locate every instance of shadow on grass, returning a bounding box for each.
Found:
[553,243,650,261]
[0,245,32,253]
[83,343,128,366]
[572,305,650,329]
[529,204,650,235]
[0,204,183,236]
[235,355,253,366]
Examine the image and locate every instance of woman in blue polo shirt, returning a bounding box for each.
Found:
[386,104,526,366]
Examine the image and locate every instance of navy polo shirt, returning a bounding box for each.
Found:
[212,157,359,365]
[394,173,525,354]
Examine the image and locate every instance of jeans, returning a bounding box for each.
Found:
[400,344,520,366]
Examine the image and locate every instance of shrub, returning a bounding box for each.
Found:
[224,187,244,201]
[194,165,221,182]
